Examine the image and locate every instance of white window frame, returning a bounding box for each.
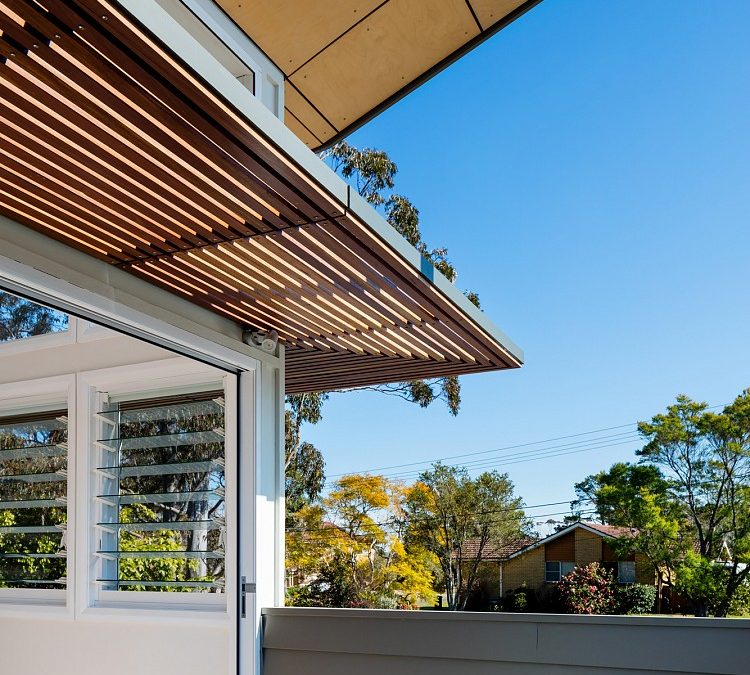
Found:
[176,0,284,118]
[0,312,118,358]
[545,560,575,583]
[618,560,636,584]
[0,375,75,613]
[76,358,236,616]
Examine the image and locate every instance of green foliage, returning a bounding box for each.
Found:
[616,583,657,614]
[574,462,685,590]
[104,400,225,592]
[286,475,437,609]
[557,562,616,615]
[728,578,750,616]
[577,388,750,616]
[284,393,328,521]
[286,441,326,518]
[303,552,362,608]
[325,142,396,207]
[116,504,197,592]
[636,391,750,616]
[0,413,68,588]
[0,292,67,342]
[405,463,529,610]
[673,552,727,615]
[320,141,492,416]
[504,585,533,612]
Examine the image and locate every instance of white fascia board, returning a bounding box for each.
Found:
[118,0,524,366]
[0,215,276,372]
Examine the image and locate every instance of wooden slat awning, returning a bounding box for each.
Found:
[0,0,523,392]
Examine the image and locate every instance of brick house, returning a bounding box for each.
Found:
[464,522,655,609]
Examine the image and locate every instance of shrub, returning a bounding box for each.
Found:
[557,562,616,614]
[535,582,564,613]
[728,579,750,617]
[616,583,657,614]
[503,585,535,612]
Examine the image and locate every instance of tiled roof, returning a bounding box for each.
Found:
[458,523,637,562]
[459,537,536,561]
[582,522,637,538]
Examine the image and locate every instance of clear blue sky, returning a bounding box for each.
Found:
[302,0,750,530]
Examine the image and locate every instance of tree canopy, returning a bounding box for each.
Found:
[576,390,750,616]
[405,463,529,610]
[0,291,67,342]
[286,474,436,608]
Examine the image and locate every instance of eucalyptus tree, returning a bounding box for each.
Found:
[0,291,67,342]
[284,143,483,508]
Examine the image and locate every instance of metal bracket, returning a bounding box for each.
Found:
[240,576,256,618]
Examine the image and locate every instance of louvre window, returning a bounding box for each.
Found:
[0,409,68,590]
[94,390,226,593]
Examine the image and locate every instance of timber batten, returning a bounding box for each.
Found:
[0,0,522,392]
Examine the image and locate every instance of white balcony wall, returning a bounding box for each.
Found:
[263,607,748,675]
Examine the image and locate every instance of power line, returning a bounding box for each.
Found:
[286,499,595,538]
[327,423,640,478]
[324,434,642,486]
[287,509,599,541]
[323,402,730,483]
[379,436,642,481]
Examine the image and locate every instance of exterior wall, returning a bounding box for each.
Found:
[474,561,502,598]
[502,529,656,597]
[263,608,748,675]
[502,545,545,594]
[574,528,602,567]
[0,616,230,674]
[545,532,575,561]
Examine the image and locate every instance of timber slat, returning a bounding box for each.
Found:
[0,0,521,393]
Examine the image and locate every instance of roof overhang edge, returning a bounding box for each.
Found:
[116,0,522,366]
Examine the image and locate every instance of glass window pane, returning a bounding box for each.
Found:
[561,561,576,577]
[0,292,68,343]
[94,389,226,593]
[0,408,68,589]
[618,561,635,584]
[545,561,560,583]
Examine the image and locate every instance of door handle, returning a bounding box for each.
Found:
[240,576,256,618]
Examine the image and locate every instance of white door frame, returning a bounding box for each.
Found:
[0,216,285,675]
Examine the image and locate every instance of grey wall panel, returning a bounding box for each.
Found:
[262,608,749,675]
[263,650,705,675]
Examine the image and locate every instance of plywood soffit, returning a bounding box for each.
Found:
[215,0,542,149]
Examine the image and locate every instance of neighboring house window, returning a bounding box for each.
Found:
[94,388,227,598]
[0,407,68,592]
[545,561,575,582]
[618,560,636,584]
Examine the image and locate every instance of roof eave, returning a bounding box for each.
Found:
[312,0,545,153]
[119,0,523,368]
